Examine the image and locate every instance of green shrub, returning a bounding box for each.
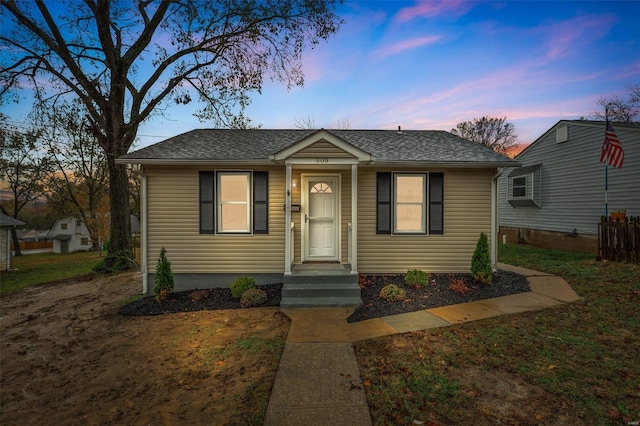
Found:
[471,232,493,284]
[404,269,429,287]
[379,284,407,302]
[154,247,174,302]
[240,288,268,308]
[231,276,256,298]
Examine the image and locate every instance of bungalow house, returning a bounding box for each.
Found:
[48,217,93,254]
[498,120,640,254]
[1,213,25,271]
[117,129,517,306]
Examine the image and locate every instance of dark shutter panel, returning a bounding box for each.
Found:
[429,173,444,234]
[199,171,215,234]
[253,171,268,234]
[376,172,392,234]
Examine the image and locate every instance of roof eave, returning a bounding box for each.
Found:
[115,158,276,166]
[366,160,520,168]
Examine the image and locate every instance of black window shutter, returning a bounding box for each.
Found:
[429,173,444,234]
[376,172,391,234]
[253,171,269,234]
[199,171,215,234]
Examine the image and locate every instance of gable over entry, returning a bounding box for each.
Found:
[271,130,371,275]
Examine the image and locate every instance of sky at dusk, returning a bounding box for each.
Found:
[2,1,639,152]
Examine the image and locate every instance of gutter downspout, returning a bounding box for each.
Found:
[141,170,148,295]
[491,169,503,271]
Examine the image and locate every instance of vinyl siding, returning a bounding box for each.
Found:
[145,165,285,274]
[145,165,495,275]
[290,141,357,158]
[499,122,640,235]
[358,167,494,273]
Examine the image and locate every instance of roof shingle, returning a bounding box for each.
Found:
[118,129,517,166]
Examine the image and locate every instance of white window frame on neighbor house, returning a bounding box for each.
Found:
[393,173,426,234]
[217,171,251,234]
[511,176,527,198]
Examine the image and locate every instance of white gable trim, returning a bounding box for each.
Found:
[270,129,372,162]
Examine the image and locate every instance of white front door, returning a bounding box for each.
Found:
[303,175,340,261]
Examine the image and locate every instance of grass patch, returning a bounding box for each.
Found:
[356,244,640,424]
[1,251,103,295]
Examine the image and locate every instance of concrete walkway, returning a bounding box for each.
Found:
[264,264,580,425]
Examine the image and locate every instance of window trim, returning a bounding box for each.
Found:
[393,173,427,234]
[217,171,252,234]
[511,176,527,198]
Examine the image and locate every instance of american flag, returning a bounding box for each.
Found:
[599,120,624,168]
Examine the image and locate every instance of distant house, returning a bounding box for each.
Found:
[48,217,93,254]
[498,120,640,253]
[18,229,51,242]
[1,213,25,271]
[117,128,517,302]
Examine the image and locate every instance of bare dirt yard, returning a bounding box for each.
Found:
[0,272,290,425]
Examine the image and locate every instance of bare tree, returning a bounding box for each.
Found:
[1,0,342,270]
[294,116,351,129]
[0,121,53,256]
[451,116,518,156]
[593,83,640,122]
[295,116,317,129]
[34,101,110,247]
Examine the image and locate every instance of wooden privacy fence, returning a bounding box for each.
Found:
[10,241,53,251]
[598,216,639,263]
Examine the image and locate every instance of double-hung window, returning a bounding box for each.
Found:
[199,171,269,234]
[511,176,527,198]
[218,172,251,233]
[394,174,426,233]
[377,172,444,235]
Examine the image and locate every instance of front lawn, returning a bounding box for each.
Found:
[0,251,103,295]
[355,243,640,425]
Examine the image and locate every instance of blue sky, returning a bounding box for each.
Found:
[3,1,640,152]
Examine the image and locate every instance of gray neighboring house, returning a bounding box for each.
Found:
[498,120,640,253]
[118,128,517,300]
[1,213,25,271]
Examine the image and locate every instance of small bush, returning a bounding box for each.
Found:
[471,232,493,285]
[240,288,268,308]
[190,289,210,302]
[448,277,471,294]
[379,284,407,302]
[231,276,256,298]
[154,247,174,302]
[404,269,429,287]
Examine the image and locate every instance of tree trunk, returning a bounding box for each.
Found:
[10,227,22,257]
[105,152,133,267]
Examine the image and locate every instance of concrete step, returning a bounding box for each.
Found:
[283,272,358,285]
[280,296,362,309]
[282,283,361,299]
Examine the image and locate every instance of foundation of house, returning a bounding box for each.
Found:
[499,226,598,255]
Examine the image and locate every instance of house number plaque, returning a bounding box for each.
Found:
[284,204,301,212]
[315,157,329,164]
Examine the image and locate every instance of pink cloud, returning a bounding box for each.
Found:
[534,13,617,62]
[395,0,474,22]
[375,35,443,59]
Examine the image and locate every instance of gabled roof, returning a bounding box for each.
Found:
[516,119,640,159]
[118,128,517,167]
[0,213,25,228]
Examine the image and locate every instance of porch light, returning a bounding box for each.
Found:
[292,179,298,188]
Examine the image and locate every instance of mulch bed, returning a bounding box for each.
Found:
[119,284,282,316]
[346,270,530,322]
[119,270,530,322]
